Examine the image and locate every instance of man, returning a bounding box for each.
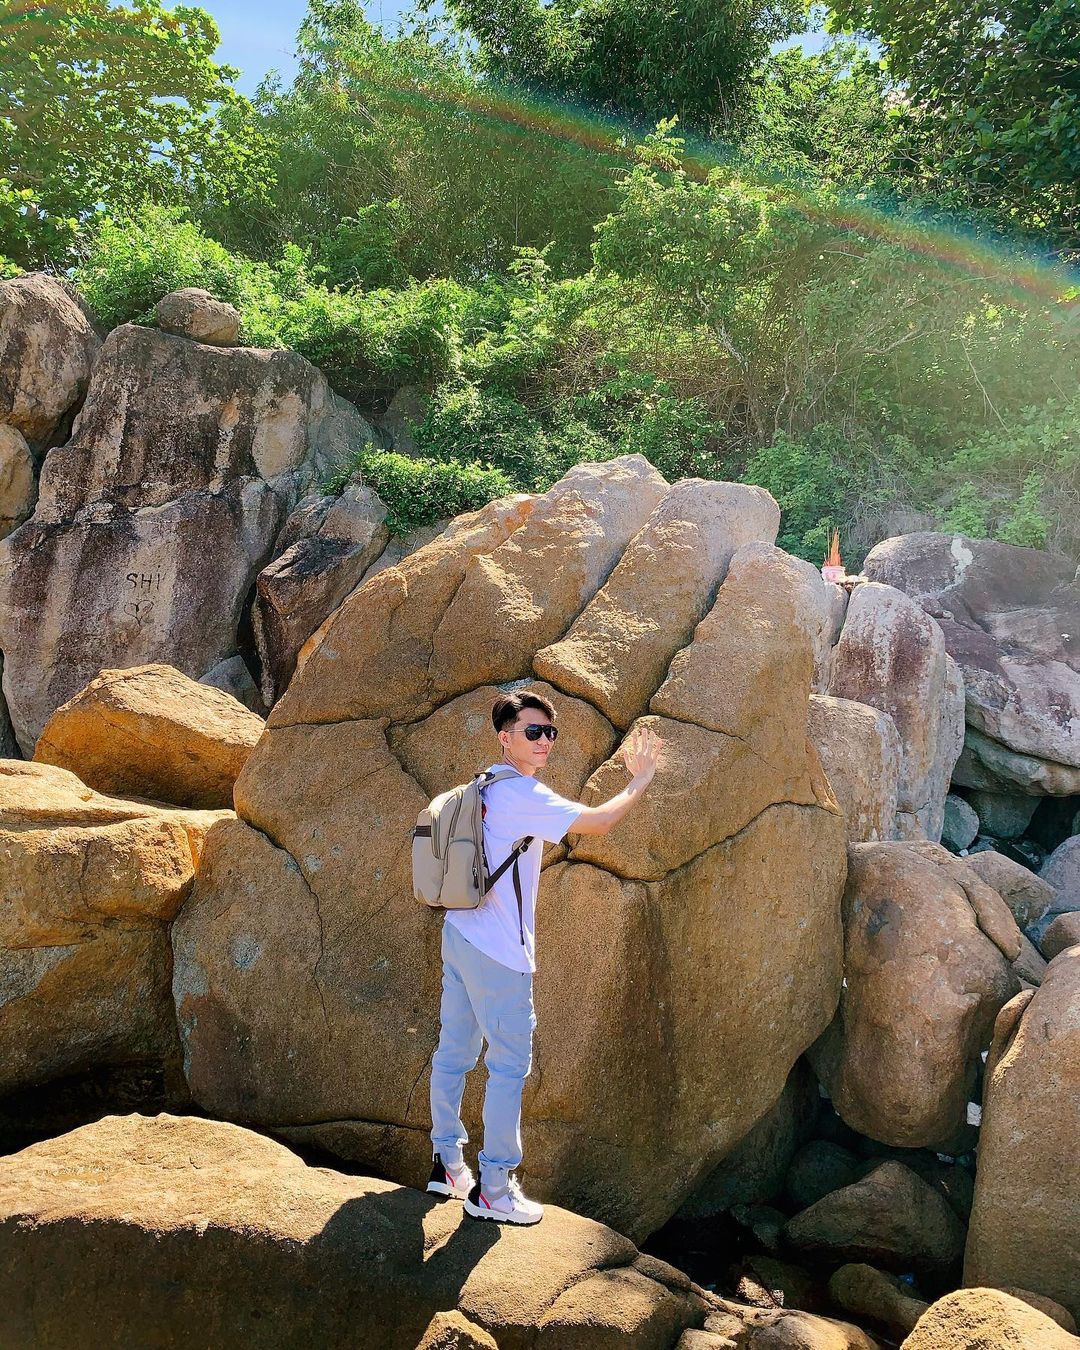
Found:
[427,688,662,1225]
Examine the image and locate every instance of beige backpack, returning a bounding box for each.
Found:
[412,767,534,927]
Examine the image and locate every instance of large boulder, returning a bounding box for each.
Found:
[0,1112,716,1349]
[0,760,229,1099]
[784,1160,966,1278]
[0,273,100,452]
[33,663,265,808]
[808,694,902,843]
[175,462,848,1242]
[901,1289,1080,1350]
[964,950,1080,1320]
[251,483,390,705]
[810,841,1021,1149]
[828,582,963,841]
[864,532,1080,796]
[0,318,376,753]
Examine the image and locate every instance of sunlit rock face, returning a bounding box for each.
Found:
[173,455,847,1242]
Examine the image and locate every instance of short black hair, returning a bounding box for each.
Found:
[492,690,557,733]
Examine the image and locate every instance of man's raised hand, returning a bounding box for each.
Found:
[621,724,662,786]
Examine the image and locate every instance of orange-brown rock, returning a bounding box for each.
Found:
[810,842,1020,1149]
[534,483,779,728]
[179,464,847,1242]
[0,760,229,1097]
[901,1288,1080,1350]
[808,695,902,843]
[430,457,669,701]
[267,492,536,727]
[784,1161,965,1277]
[964,950,1080,1321]
[34,664,264,808]
[0,1112,716,1349]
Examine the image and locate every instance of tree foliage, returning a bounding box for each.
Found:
[199,0,624,281]
[828,0,1080,249]
[0,0,267,267]
[430,0,807,135]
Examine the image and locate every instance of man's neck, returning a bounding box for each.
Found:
[501,750,537,778]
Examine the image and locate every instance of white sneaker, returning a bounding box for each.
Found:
[426,1153,474,1200]
[464,1173,544,1225]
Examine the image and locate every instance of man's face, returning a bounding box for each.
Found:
[501,710,557,770]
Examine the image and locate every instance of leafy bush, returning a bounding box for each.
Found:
[76,208,269,330]
[322,447,514,534]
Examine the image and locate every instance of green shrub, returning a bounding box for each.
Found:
[414,381,613,491]
[322,447,514,535]
[76,208,269,330]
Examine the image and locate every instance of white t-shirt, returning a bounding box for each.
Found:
[445,764,583,974]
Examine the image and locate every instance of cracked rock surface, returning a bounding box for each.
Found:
[0,317,376,754]
[0,761,230,1098]
[173,455,848,1242]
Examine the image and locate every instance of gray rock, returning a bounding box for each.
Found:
[0,655,18,759]
[865,532,1080,797]
[942,793,979,850]
[361,518,451,581]
[963,849,1056,928]
[381,384,428,457]
[1029,836,1080,943]
[155,288,240,345]
[199,655,264,715]
[828,582,962,841]
[0,425,35,539]
[0,322,376,753]
[0,272,101,452]
[252,483,390,706]
[785,1139,863,1212]
[967,789,1039,840]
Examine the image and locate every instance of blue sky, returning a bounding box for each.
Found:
[207,0,830,96]
[209,0,405,92]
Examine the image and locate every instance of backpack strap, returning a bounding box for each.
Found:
[477,766,536,944]
[485,834,533,889]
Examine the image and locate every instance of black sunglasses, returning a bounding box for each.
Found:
[519,723,558,742]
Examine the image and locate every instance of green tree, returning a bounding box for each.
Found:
[203,0,623,280]
[0,0,266,267]
[828,0,1080,250]
[431,0,807,135]
[738,41,900,188]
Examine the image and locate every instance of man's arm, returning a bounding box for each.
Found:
[568,725,662,837]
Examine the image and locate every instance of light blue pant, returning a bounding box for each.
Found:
[429,920,536,1186]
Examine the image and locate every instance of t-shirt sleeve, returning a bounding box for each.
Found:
[522,780,585,844]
